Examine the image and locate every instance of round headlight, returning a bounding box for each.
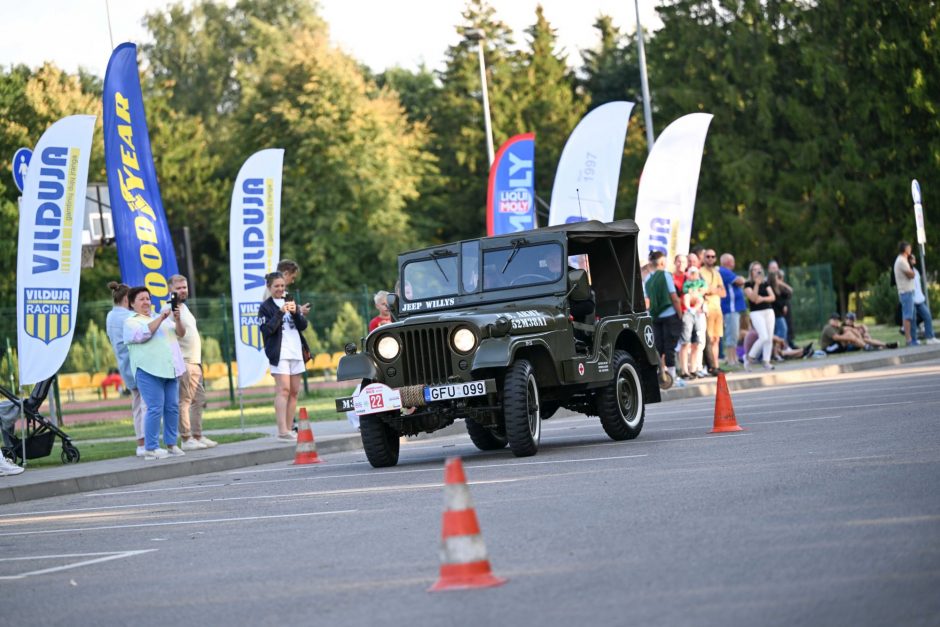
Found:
[452,327,477,354]
[376,335,400,361]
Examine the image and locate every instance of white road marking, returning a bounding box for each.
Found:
[846,514,940,527]
[89,483,227,497]
[0,480,519,524]
[0,549,156,581]
[0,510,359,538]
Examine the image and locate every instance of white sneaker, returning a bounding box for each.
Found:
[136,446,146,457]
[195,436,218,448]
[144,448,169,460]
[166,446,186,457]
[925,337,940,345]
[180,438,207,451]
[674,378,687,388]
[276,433,296,442]
[0,456,24,476]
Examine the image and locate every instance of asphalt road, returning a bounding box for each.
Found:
[2,360,939,627]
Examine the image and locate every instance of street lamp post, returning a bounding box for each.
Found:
[635,0,655,153]
[467,29,495,166]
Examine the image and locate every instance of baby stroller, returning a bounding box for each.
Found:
[1,376,80,465]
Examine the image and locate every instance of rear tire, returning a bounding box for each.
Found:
[466,420,508,451]
[597,350,645,440]
[360,414,400,467]
[503,359,541,457]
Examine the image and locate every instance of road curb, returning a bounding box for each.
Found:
[0,434,362,506]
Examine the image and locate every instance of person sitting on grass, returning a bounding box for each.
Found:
[841,312,896,350]
[820,313,867,354]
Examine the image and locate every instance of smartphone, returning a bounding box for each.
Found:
[284,293,294,303]
[169,293,180,310]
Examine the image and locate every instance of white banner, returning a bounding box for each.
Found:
[548,101,634,225]
[229,148,284,388]
[16,115,96,386]
[634,113,713,269]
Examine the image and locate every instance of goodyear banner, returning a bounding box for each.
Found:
[634,113,713,271]
[487,133,535,236]
[229,149,284,388]
[548,101,634,226]
[16,115,96,386]
[103,42,179,309]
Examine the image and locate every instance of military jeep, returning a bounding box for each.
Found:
[335,219,661,467]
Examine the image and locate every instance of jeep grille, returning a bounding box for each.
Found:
[400,326,453,386]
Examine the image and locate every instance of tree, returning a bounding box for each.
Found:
[328,302,365,351]
[232,20,431,292]
[514,6,587,207]
[425,0,518,242]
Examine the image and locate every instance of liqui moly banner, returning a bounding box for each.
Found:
[16,115,96,386]
[548,101,634,225]
[229,149,284,388]
[634,113,713,269]
[103,43,179,309]
[487,133,535,236]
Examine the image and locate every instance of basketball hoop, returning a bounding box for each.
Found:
[81,244,96,268]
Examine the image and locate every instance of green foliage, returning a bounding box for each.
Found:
[201,335,222,365]
[0,344,17,388]
[3,0,939,327]
[302,324,325,356]
[864,272,898,325]
[64,320,117,374]
[327,302,365,351]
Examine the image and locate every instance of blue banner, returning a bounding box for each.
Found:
[103,42,178,309]
[487,133,536,236]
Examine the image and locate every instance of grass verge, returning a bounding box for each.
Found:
[57,396,344,441]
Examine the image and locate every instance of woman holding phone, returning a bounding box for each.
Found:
[259,271,312,440]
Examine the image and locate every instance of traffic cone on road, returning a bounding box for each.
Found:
[292,408,323,465]
[710,372,744,433]
[428,457,507,592]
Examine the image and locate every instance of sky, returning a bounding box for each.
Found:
[0,0,663,77]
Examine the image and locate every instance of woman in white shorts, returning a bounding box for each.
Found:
[259,271,312,441]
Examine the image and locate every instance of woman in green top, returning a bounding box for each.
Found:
[124,287,187,460]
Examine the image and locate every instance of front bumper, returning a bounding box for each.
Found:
[335,379,496,416]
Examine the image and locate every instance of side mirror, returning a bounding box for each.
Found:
[386,293,399,321]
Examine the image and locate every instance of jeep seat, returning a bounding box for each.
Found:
[567,269,596,328]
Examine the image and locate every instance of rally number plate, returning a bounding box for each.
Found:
[423,380,488,403]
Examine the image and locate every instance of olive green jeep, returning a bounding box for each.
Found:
[335,219,661,467]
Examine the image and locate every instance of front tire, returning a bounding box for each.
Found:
[597,350,645,440]
[503,359,541,457]
[466,420,508,451]
[360,414,400,467]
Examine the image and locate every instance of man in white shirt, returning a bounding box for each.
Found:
[894,242,920,346]
[170,275,218,450]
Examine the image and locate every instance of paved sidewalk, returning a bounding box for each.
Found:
[2,345,939,505]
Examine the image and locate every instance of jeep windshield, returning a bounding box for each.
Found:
[401,240,564,304]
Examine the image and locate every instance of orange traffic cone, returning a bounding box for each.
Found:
[428,457,507,592]
[292,408,322,465]
[710,372,744,433]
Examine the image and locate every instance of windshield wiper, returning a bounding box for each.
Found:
[501,238,527,273]
[430,249,452,282]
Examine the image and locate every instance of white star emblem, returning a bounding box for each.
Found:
[644,326,654,347]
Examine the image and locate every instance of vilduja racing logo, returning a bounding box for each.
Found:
[24,288,72,344]
[238,302,264,350]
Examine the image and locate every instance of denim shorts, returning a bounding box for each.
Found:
[899,290,915,321]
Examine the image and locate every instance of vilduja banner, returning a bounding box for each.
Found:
[548,101,634,226]
[103,42,179,309]
[229,149,284,389]
[634,113,713,270]
[487,133,536,236]
[17,115,96,386]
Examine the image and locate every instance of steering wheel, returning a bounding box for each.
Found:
[509,273,550,286]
